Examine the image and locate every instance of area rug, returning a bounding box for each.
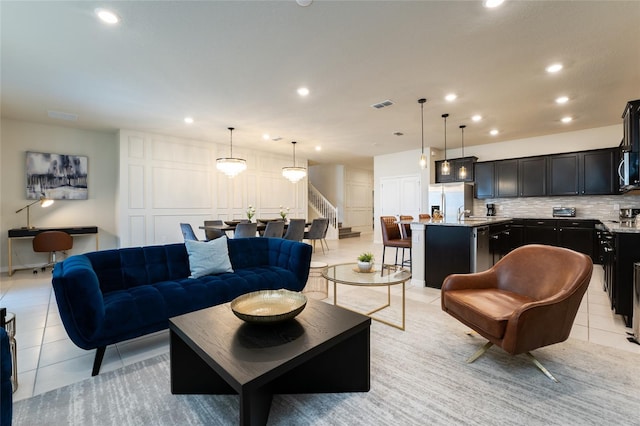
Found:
[13,294,640,425]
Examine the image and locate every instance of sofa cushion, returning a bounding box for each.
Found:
[185,237,234,278]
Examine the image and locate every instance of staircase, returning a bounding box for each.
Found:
[308,183,361,240]
[338,222,360,239]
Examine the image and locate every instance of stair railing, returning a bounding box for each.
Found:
[308,183,338,238]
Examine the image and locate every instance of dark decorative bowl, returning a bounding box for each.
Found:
[224,220,241,226]
[230,290,307,324]
[257,218,281,224]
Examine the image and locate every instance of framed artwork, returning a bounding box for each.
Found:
[26,151,88,200]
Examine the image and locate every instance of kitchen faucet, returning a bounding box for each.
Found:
[458,206,470,221]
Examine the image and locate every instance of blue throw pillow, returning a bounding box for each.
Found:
[185,237,234,278]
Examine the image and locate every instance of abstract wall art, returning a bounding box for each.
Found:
[26,151,88,200]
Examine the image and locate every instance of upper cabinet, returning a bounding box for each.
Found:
[474,147,619,199]
[435,157,478,183]
[519,157,547,197]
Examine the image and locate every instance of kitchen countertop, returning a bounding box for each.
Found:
[407,217,640,233]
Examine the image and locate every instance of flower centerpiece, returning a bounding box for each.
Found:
[279,206,290,220]
[357,252,374,272]
[246,205,256,221]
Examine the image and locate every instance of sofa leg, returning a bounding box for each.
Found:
[92,346,106,376]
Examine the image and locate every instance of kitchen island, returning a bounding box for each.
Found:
[409,217,511,288]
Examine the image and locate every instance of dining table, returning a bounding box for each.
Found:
[199,219,310,237]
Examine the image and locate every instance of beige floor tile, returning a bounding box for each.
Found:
[38,338,92,367]
[569,324,589,341]
[11,369,36,402]
[589,328,640,355]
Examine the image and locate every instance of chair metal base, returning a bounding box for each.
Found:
[466,342,559,383]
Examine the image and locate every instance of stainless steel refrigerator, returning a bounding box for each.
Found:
[428,183,474,222]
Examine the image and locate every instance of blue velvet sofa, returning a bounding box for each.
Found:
[1,327,12,425]
[52,237,312,376]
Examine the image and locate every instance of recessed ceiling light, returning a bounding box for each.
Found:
[262,134,270,140]
[315,146,322,151]
[555,96,569,104]
[472,114,482,122]
[546,63,563,73]
[184,117,194,124]
[95,8,119,24]
[445,93,457,102]
[296,0,313,6]
[297,87,310,97]
[561,116,573,123]
[483,0,505,8]
[490,129,499,136]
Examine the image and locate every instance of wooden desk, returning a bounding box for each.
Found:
[7,226,99,276]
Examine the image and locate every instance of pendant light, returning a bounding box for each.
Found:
[418,98,427,169]
[458,124,467,180]
[282,141,307,183]
[216,127,247,177]
[441,113,450,175]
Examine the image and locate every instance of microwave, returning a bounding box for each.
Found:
[619,151,640,191]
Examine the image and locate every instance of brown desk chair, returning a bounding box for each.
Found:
[380,216,411,270]
[399,215,413,239]
[32,231,73,273]
[441,244,593,382]
[203,220,225,240]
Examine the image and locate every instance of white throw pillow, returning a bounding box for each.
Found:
[185,237,234,278]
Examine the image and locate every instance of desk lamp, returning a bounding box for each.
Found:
[15,195,54,229]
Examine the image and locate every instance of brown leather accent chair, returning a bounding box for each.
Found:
[380,216,411,270]
[441,244,593,382]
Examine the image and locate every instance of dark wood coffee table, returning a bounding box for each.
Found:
[169,299,371,425]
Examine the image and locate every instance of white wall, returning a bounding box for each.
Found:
[1,118,119,272]
[118,130,308,246]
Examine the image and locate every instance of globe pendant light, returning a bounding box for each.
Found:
[282,141,307,183]
[458,124,467,180]
[441,113,450,175]
[418,98,427,169]
[216,127,247,177]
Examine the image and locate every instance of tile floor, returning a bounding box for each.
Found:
[1,232,638,403]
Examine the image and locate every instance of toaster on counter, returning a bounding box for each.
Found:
[552,207,576,217]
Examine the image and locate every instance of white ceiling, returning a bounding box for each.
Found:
[2,1,639,169]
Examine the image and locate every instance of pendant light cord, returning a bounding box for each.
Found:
[228,127,234,157]
[460,124,466,157]
[442,113,449,160]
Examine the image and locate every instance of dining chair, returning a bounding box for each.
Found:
[32,231,73,273]
[283,219,306,242]
[234,222,258,238]
[180,223,199,241]
[203,220,225,240]
[303,218,330,254]
[262,221,285,238]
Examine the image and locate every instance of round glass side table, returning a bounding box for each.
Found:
[4,312,18,392]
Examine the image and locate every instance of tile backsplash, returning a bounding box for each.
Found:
[473,194,640,220]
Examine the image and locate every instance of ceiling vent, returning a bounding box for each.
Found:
[272,136,283,141]
[48,110,78,121]
[371,100,394,109]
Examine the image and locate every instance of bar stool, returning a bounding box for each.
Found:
[303,261,329,300]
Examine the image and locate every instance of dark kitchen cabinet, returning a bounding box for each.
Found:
[548,153,579,196]
[557,220,596,261]
[610,232,640,326]
[474,161,495,199]
[524,219,557,246]
[519,157,547,196]
[435,157,478,183]
[506,219,524,251]
[495,159,518,198]
[425,225,473,289]
[580,148,619,195]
